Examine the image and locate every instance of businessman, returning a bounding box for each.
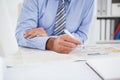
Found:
[16,0,94,54]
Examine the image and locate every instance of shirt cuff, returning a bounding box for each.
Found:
[26,37,50,50]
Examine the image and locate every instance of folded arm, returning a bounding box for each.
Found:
[16,0,49,50]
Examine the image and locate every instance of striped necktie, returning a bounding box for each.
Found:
[53,0,66,35]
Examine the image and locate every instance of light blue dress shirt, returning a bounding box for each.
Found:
[16,0,94,50]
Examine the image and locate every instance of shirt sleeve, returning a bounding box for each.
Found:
[72,0,95,43]
[15,0,49,50]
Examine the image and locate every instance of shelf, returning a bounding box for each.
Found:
[96,40,120,44]
[97,16,120,19]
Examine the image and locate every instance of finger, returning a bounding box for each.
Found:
[65,35,81,44]
[24,30,48,38]
[59,46,74,53]
[24,32,31,38]
[24,30,34,38]
[62,35,82,45]
[41,32,48,36]
[28,32,37,38]
[59,40,77,48]
[60,48,74,54]
[36,28,48,36]
[37,33,48,37]
[39,30,48,36]
[28,31,48,38]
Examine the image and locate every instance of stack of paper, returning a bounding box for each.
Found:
[86,57,120,80]
[70,44,120,56]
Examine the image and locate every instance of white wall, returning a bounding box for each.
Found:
[6,0,23,30]
[0,0,22,55]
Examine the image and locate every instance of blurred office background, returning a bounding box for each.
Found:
[88,0,120,44]
[1,0,120,46]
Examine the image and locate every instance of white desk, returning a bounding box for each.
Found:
[3,44,120,80]
[3,47,101,80]
[4,62,101,80]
